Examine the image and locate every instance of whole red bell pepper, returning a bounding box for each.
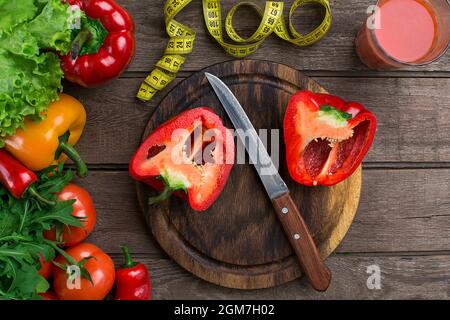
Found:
[0,150,55,206]
[284,90,377,187]
[129,107,235,211]
[61,0,135,87]
[115,246,151,300]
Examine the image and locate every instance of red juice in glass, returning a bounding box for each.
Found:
[355,0,450,69]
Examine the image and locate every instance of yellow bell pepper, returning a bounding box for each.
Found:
[4,94,88,177]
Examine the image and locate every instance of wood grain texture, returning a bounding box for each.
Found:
[55,0,450,299]
[117,0,450,73]
[90,163,448,299]
[77,169,450,255]
[64,75,450,164]
[108,253,450,300]
[272,193,332,291]
[135,60,361,289]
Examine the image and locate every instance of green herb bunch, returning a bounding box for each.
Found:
[0,164,81,300]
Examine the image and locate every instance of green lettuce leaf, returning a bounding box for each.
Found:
[0,49,63,138]
[0,0,73,145]
[0,0,37,35]
[28,0,73,53]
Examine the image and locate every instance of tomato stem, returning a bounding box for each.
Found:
[45,240,78,266]
[45,240,95,285]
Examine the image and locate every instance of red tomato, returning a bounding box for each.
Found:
[44,184,96,246]
[53,243,115,300]
[39,291,59,300]
[38,254,52,280]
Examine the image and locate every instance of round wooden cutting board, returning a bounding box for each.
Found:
[137,60,362,289]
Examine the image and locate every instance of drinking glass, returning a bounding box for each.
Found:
[355,0,450,69]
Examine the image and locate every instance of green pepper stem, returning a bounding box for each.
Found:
[27,185,56,207]
[58,141,88,178]
[71,28,92,60]
[120,245,138,268]
[148,186,173,206]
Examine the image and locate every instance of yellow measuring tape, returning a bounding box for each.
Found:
[137,0,332,102]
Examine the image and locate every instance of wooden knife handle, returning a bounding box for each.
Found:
[272,193,332,291]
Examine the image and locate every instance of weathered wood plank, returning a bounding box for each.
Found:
[108,253,449,299]
[135,59,361,290]
[76,169,450,255]
[53,0,450,299]
[317,77,450,163]
[65,76,450,164]
[117,0,450,73]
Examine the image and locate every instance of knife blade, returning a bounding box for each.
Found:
[205,73,288,200]
[206,72,331,291]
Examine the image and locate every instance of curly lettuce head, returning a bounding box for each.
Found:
[0,0,73,145]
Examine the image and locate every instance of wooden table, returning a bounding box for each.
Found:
[64,0,450,299]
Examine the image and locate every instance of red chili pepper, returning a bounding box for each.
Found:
[61,0,135,87]
[115,246,151,300]
[0,150,55,206]
[284,90,377,186]
[129,107,235,211]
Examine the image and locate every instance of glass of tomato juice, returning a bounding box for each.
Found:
[355,0,450,69]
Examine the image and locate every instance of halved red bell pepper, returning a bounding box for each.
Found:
[61,0,135,87]
[284,90,377,187]
[129,107,235,211]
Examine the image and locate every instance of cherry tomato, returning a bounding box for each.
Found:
[44,184,96,247]
[53,243,115,300]
[39,291,59,300]
[38,254,52,280]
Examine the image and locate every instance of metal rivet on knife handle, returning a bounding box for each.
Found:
[206,72,332,292]
[270,192,332,291]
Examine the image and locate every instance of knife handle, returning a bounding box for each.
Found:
[272,193,332,292]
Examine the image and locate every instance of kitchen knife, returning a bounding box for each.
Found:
[206,72,332,292]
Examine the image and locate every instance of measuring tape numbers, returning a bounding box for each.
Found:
[137,0,332,102]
